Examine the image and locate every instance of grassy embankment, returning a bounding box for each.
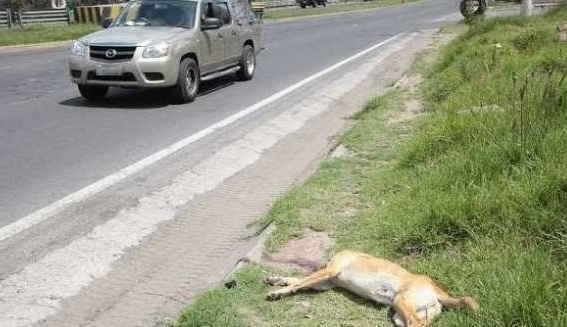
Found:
[178,7,567,327]
[0,23,99,46]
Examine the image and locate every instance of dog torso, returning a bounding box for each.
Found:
[329,251,435,302]
[335,270,398,304]
[331,253,406,305]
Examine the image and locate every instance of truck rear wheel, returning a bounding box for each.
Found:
[236,45,255,81]
[171,57,200,104]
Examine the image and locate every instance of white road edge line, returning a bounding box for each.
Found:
[0,32,404,243]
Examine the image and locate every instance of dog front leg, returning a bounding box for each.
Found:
[431,283,479,313]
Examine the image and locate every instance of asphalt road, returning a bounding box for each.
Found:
[0,1,456,228]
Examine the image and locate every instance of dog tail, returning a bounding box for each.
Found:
[262,254,324,272]
[433,283,479,313]
[294,259,325,271]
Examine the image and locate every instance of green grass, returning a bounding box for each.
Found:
[177,265,393,326]
[263,0,416,21]
[0,23,100,46]
[177,7,567,327]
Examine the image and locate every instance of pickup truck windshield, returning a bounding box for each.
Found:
[113,0,197,28]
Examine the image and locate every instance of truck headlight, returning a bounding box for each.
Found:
[143,43,170,58]
[71,40,87,56]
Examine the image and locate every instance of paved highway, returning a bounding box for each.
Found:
[0,0,456,227]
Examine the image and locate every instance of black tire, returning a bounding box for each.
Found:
[78,85,108,101]
[236,45,256,81]
[459,0,486,18]
[171,57,200,104]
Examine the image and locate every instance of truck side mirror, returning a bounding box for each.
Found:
[101,17,113,29]
[202,17,222,30]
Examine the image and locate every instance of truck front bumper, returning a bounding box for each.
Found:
[68,49,179,88]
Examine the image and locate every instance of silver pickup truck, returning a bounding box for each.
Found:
[68,0,262,103]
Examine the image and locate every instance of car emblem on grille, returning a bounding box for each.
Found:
[105,49,117,58]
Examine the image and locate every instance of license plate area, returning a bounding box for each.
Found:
[96,64,122,76]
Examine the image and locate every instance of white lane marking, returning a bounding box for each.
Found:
[433,12,461,22]
[0,34,413,326]
[0,33,403,244]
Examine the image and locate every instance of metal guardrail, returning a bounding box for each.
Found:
[0,9,13,28]
[251,0,309,17]
[253,0,341,10]
[251,0,342,18]
[74,4,122,24]
[264,0,297,7]
[18,9,70,26]
[532,0,564,7]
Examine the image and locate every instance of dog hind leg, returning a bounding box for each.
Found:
[265,276,334,291]
[266,267,338,300]
[264,276,301,286]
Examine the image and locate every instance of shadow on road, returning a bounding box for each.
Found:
[58,76,236,109]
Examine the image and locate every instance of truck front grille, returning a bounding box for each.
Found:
[89,46,137,61]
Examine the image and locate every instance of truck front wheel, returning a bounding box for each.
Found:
[171,57,200,104]
[78,85,108,101]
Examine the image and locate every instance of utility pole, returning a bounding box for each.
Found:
[521,0,533,16]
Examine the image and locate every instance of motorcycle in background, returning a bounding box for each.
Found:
[459,0,488,18]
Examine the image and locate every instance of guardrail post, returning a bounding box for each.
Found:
[7,8,12,28]
[521,0,533,16]
[74,7,80,23]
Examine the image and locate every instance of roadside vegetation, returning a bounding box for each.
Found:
[0,0,414,47]
[263,0,416,21]
[0,23,99,46]
[177,7,567,327]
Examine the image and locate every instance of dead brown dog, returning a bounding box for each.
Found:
[265,250,478,327]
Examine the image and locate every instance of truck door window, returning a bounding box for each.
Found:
[202,2,221,20]
[216,3,232,25]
